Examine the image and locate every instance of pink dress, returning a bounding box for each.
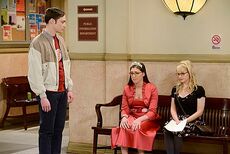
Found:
[111,83,160,151]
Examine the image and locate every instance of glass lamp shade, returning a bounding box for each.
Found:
[162,0,207,19]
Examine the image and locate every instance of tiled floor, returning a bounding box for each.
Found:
[0,121,167,154]
[0,121,70,154]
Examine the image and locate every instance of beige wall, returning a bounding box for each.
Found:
[127,0,230,54]
[67,0,230,54]
[66,0,105,53]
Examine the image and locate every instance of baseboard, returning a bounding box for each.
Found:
[67,142,117,154]
[67,140,226,154]
[67,142,165,154]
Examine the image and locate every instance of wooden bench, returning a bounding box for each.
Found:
[92,95,230,154]
[1,76,39,130]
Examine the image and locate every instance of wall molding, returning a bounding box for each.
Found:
[0,48,28,53]
[1,50,229,63]
[69,53,105,61]
[69,53,230,63]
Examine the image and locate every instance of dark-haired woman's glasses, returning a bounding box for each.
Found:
[129,71,142,76]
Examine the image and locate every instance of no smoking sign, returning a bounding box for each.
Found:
[212,35,221,45]
[211,35,221,49]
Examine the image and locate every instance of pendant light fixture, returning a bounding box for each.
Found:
[162,0,207,20]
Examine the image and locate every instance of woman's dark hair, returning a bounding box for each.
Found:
[45,7,65,24]
[128,62,150,86]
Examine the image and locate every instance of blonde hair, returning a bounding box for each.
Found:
[176,60,197,93]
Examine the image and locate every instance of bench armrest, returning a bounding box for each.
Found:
[14,98,39,103]
[95,95,122,128]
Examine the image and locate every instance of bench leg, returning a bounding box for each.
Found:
[114,148,117,154]
[223,141,228,154]
[92,130,98,154]
[22,106,27,130]
[0,105,10,128]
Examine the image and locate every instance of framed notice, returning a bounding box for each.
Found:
[16,0,25,12]
[78,17,98,41]
[37,0,46,14]
[30,24,38,40]
[3,25,13,41]
[29,0,37,13]
[16,13,25,30]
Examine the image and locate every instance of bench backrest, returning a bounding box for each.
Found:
[2,76,34,103]
[204,97,230,135]
[96,95,122,127]
[157,95,171,126]
[157,95,230,136]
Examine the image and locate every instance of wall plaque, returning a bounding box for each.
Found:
[78,5,98,14]
[78,17,98,41]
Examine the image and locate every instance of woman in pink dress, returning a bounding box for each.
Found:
[111,62,160,154]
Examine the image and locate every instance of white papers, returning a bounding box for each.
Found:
[164,119,187,132]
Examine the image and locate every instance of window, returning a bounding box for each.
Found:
[0,0,50,46]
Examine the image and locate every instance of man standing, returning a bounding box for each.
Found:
[28,7,74,154]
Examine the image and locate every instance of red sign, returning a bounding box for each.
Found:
[212,35,221,45]
[3,25,12,41]
[78,17,98,41]
[78,5,98,14]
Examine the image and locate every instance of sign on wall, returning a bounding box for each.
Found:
[78,17,98,41]
[77,5,98,41]
[211,34,221,50]
[78,5,98,14]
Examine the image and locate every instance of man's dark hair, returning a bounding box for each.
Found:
[45,7,65,24]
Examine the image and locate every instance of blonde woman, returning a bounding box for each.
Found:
[164,60,205,154]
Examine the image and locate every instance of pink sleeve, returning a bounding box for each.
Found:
[146,85,159,120]
[121,86,130,116]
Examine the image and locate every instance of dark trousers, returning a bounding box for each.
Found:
[164,130,183,154]
[39,91,67,154]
